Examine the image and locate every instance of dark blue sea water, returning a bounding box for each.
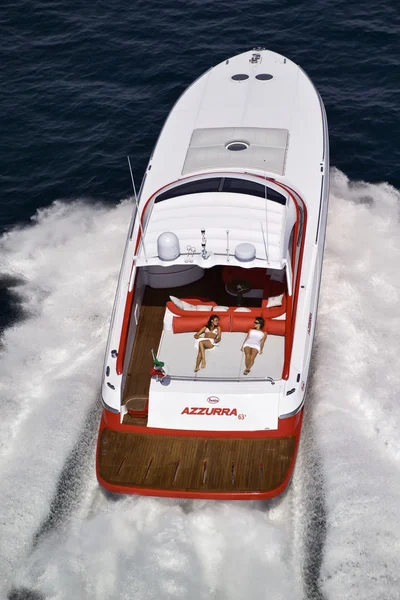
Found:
[1,2,400,599]
[2,0,399,233]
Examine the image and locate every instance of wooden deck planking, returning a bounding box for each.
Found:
[98,429,296,493]
[122,304,164,405]
[122,414,148,426]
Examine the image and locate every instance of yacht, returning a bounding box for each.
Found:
[96,48,329,499]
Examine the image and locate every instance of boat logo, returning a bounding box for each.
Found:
[207,396,220,404]
[307,312,313,335]
[181,407,237,416]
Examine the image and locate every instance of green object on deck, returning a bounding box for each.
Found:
[151,348,164,368]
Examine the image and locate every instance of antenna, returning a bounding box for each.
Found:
[127,156,147,262]
[260,221,268,262]
[264,168,269,264]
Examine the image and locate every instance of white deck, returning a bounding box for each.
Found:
[147,377,282,431]
[157,331,284,380]
[139,49,325,213]
[101,49,329,417]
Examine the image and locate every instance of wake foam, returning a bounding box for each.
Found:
[0,199,131,594]
[14,498,295,600]
[313,169,400,600]
[2,170,400,599]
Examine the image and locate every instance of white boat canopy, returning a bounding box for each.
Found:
[135,190,297,270]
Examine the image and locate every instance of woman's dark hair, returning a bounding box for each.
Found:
[254,316,265,329]
[207,315,220,329]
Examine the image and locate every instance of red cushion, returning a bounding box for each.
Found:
[230,315,285,336]
[264,319,285,336]
[181,298,215,305]
[231,315,259,333]
[172,314,230,334]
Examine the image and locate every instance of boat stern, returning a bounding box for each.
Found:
[96,408,303,500]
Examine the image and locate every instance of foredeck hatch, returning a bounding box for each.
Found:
[182,127,289,176]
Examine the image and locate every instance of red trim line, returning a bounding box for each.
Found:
[116,287,135,375]
[276,183,308,378]
[116,187,165,374]
[102,408,302,438]
[252,176,308,379]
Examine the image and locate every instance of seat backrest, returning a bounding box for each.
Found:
[172,314,231,334]
[230,314,285,336]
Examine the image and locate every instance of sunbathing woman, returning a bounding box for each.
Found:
[241,317,267,375]
[194,315,221,372]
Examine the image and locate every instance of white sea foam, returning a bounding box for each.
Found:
[0,199,131,594]
[1,170,400,599]
[314,169,400,599]
[14,497,295,600]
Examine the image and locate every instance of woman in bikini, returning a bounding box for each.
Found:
[194,315,221,372]
[241,316,267,375]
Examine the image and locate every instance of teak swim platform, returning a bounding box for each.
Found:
[98,427,298,497]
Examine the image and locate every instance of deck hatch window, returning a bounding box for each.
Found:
[222,178,286,204]
[231,74,249,81]
[255,73,273,81]
[266,187,287,205]
[155,178,286,205]
[226,141,249,151]
[155,178,221,203]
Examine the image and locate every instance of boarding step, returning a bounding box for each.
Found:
[124,397,148,419]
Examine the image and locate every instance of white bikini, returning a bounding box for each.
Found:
[243,328,264,352]
[194,326,219,349]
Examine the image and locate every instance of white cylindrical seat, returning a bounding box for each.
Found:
[234,242,256,262]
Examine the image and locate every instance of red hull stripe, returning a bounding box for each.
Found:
[101,407,302,438]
